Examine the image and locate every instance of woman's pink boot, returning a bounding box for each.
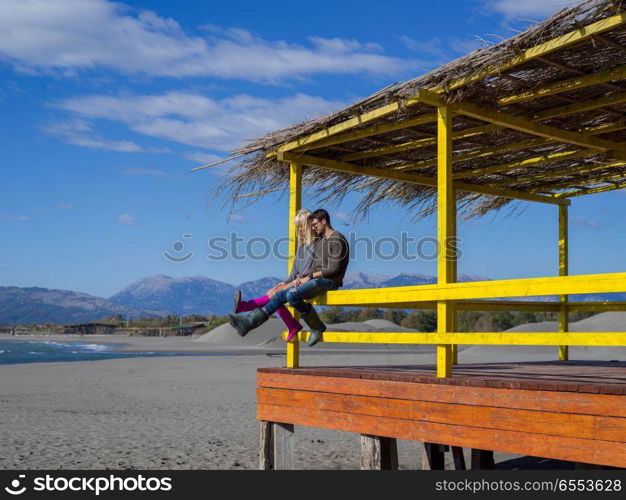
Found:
[234,290,269,313]
[233,290,302,341]
[277,306,303,342]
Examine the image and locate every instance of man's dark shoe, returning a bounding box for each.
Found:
[301,307,326,346]
[233,289,242,313]
[228,308,268,337]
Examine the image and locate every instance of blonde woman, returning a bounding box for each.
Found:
[233,209,317,342]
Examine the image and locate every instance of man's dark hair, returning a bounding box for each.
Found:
[309,209,331,227]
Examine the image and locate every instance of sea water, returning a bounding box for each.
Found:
[0,340,212,365]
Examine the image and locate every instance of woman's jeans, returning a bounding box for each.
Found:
[262,278,338,316]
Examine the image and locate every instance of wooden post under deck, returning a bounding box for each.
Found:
[360,435,399,470]
[259,421,294,470]
[259,421,273,470]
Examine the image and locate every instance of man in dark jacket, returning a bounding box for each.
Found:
[228,209,349,346]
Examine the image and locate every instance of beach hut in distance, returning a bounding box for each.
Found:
[62,322,117,335]
[206,0,626,469]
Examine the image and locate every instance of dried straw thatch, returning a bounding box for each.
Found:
[214,0,626,219]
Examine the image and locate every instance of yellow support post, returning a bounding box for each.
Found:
[286,162,302,368]
[559,205,569,361]
[437,105,455,377]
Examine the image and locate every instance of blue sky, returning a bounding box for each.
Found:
[2,0,624,298]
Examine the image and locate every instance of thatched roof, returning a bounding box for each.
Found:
[216,0,626,219]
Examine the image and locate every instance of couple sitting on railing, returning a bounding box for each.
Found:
[229,209,350,347]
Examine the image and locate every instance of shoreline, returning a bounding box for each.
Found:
[0,333,439,357]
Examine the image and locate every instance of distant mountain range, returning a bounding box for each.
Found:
[0,286,165,324]
[3,272,626,324]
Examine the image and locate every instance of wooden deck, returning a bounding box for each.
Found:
[257,361,626,469]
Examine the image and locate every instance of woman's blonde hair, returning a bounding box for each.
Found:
[294,209,316,245]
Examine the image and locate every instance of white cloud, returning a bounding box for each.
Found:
[52,91,346,152]
[0,213,29,221]
[485,0,575,19]
[0,0,417,81]
[54,202,74,209]
[41,119,144,152]
[117,213,137,225]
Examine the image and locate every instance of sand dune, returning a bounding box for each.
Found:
[506,311,626,332]
[193,317,429,352]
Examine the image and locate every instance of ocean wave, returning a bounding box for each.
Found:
[26,341,114,352]
[80,343,113,352]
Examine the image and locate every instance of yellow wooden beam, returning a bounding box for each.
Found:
[556,178,626,198]
[436,11,626,92]
[397,121,626,176]
[395,138,549,172]
[521,160,626,186]
[267,97,423,157]
[338,299,626,312]
[300,97,624,162]
[533,91,626,120]
[568,301,626,312]
[279,151,441,185]
[278,151,569,205]
[349,300,560,311]
[290,113,438,154]
[286,162,301,368]
[310,271,626,305]
[545,166,626,195]
[340,124,498,162]
[416,88,626,153]
[584,121,626,135]
[340,93,626,164]
[500,65,626,105]
[453,148,593,180]
[283,330,626,347]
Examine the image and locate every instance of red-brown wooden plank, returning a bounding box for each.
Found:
[257,373,626,418]
[258,361,626,394]
[257,403,626,468]
[257,387,626,443]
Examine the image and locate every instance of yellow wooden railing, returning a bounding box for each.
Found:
[277,43,626,374]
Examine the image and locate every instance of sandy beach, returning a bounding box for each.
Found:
[1,328,624,470]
